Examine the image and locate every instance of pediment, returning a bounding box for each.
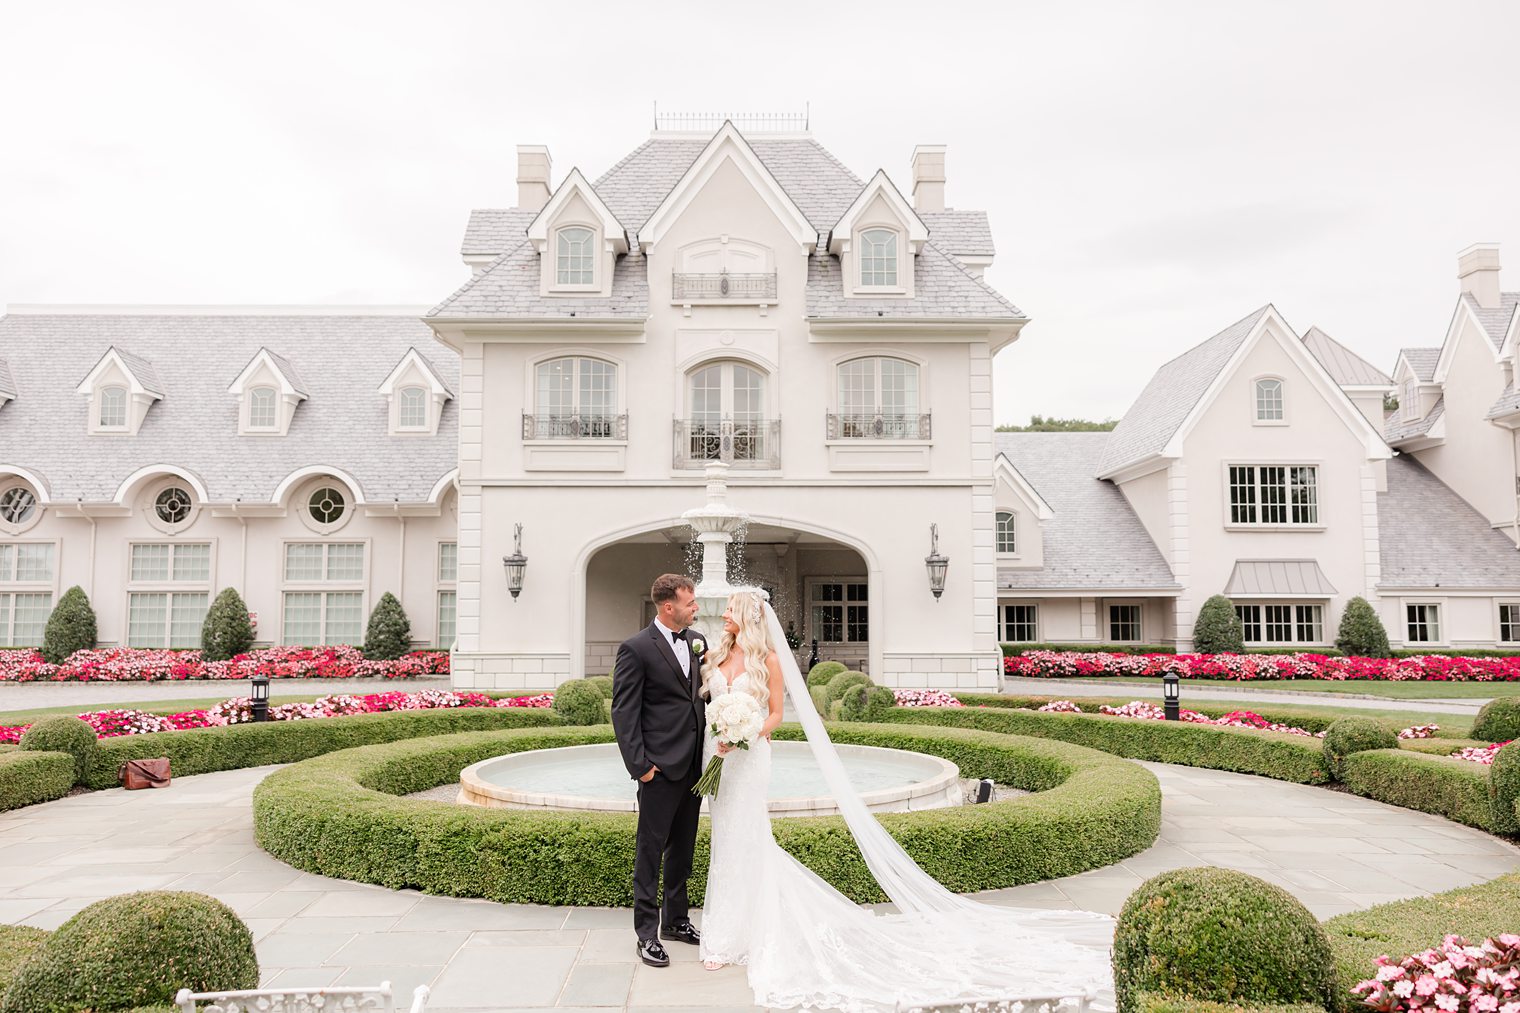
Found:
[828,170,928,256]
[526,168,627,255]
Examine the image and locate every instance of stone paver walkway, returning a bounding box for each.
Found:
[1002,676,1488,715]
[2,763,1516,1012]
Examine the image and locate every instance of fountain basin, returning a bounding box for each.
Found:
[458,741,962,818]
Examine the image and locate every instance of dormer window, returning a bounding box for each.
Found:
[860,229,899,287]
[378,348,454,437]
[995,511,1017,554]
[248,386,278,430]
[556,227,595,285]
[99,386,128,428]
[1254,378,1284,422]
[1403,378,1418,420]
[398,386,427,430]
[228,348,307,437]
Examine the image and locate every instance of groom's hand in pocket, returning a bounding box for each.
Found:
[640,765,659,782]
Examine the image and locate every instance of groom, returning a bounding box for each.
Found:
[610,573,708,967]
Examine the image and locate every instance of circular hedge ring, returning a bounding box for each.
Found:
[252,721,1161,907]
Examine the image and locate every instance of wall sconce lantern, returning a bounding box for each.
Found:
[924,523,949,600]
[1162,670,1180,721]
[250,674,270,723]
[503,523,528,600]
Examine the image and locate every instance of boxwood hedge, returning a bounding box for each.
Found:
[958,693,1359,736]
[1335,748,1496,831]
[252,721,1160,905]
[0,750,74,812]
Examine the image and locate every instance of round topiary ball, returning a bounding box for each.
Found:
[1488,741,1520,834]
[1474,698,1520,744]
[552,679,607,726]
[583,675,614,700]
[0,891,257,1013]
[824,670,871,710]
[18,715,98,785]
[839,684,896,722]
[1322,717,1398,778]
[806,660,848,689]
[1112,867,1336,1013]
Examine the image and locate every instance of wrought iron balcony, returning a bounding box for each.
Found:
[521,413,627,440]
[674,418,781,469]
[671,270,777,302]
[826,413,932,440]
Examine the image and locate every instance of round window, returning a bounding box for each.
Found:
[0,487,36,524]
[155,486,193,525]
[308,487,346,525]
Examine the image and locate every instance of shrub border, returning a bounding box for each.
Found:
[252,721,1161,905]
[0,750,74,812]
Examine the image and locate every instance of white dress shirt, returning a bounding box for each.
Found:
[655,618,690,679]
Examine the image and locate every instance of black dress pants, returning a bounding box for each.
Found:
[632,759,702,940]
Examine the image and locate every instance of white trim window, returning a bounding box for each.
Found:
[281,542,365,645]
[0,543,54,647]
[248,386,278,430]
[810,581,868,644]
[0,487,37,526]
[1109,604,1143,643]
[995,511,1017,554]
[555,226,595,285]
[531,356,619,439]
[1235,602,1325,645]
[437,541,457,650]
[1228,465,1318,525]
[836,356,922,439]
[859,228,898,287]
[1001,603,1038,643]
[1406,603,1441,644]
[1403,378,1418,420]
[398,386,428,430]
[1254,378,1284,422]
[127,542,211,648]
[99,385,128,428]
[1500,603,1520,643]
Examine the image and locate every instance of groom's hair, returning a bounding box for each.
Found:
[650,573,695,604]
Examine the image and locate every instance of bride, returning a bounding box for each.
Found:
[695,589,1115,1012]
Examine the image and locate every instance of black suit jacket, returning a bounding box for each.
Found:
[610,622,707,781]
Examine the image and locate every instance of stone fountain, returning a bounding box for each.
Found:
[680,462,749,640]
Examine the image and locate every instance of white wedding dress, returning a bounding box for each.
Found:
[698,605,1116,1013]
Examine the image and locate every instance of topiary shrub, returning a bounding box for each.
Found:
[18,716,97,786]
[1321,717,1398,779]
[362,592,412,661]
[584,675,614,700]
[0,891,257,1013]
[824,669,871,709]
[806,660,848,689]
[40,586,95,665]
[1489,742,1520,834]
[1112,867,1336,1013]
[1473,698,1520,744]
[838,684,896,722]
[200,587,255,661]
[552,679,607,726]
[1334,596,1391,658]
[1191,595,1244,655]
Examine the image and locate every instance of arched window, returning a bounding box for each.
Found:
[1254,378,1284,421]
[99,386,127,428]
[555,226,595,285]
[398,386,427,429]
[836,356,922,438]
[249,386,277,429]
[859,228,898,287]
[685,361,768,464]
[995,511,1017,554]
[154,486,193,525]
[308,486,347,525]
[1404,378,1418,420]
[532,357,618,438]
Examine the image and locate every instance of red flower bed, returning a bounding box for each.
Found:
[1004,650,1520,683]
[0,646,449,683]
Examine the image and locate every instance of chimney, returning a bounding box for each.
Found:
[516,145,553,213]
[1458,243,1501,308]
[910,145,946,213]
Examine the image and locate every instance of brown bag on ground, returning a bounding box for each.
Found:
[118,757,171,790]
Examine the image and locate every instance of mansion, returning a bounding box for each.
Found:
[1,120,1518,691]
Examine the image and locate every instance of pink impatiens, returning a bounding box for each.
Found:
[0,645,450,683]
[1353,934,1520,1013]
[1005,650,1520,683]
[891,689,965,708]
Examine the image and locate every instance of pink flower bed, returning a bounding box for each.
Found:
[1456,741,1513,765]
[1353,933,1520,1013]
[891,689,965,708]
[0,689,554,744]
[1034,698,1323,737]
[0,646,449,683]
[1004,650,1520,683]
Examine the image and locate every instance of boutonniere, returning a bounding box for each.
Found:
[689,638,706,657]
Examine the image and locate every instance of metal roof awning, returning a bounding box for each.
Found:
[1224,559,1338,598]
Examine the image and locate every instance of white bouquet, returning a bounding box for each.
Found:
[692,691,765,797]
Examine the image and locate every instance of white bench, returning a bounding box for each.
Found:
[174,982,429,1013]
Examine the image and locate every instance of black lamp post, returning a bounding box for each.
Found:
[924,523,949,601]
[503,523,527,600]
[1162,671,1180,721]
[250,674,270,723]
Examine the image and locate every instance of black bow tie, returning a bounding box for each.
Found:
[675,630,690,643]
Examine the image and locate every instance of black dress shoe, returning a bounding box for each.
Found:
[661,919,701,945]
[637,937,670,967]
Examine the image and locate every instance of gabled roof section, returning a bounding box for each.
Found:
[525,168,628,255]
[461,208,535,258]
[993,453,1055,520]
[1302,326,1392,387]
[227,347,309,398]
[1396,347,1441,382]
[827,169,928,255]
[1463,292,1520,353]
[637,122,817,252]
[921,210,994,258]
[1384,394,1445,444]
[806,242,1024,320]
[1488,386,1520,421]
[427,242,649,320]
[74,346,164,398]
[1378,454,1520,589]
[378,347,455,398]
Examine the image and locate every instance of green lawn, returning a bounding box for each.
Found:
[1023,674,1520,700]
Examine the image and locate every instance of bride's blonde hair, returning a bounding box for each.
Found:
[700,590,773,708]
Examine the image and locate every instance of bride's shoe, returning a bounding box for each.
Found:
[703,959,725,971]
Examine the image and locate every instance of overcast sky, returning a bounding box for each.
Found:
[3,1,1518,424]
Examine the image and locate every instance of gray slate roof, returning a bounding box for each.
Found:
[105,347,165,397]
[430,242,650,320]
[256,347,309,397]
[460,208,535,258]
[1302,326,1392,387]
[0,357,14,399]
[1488,386,1520,420]
[995,432,1179,591]
[1399,347,1441,382]
[1463,292,1520,351]
[1384,394,1444,444]
[806,242,1024,319]
[1378,454,1520,589]
[0,313,456,503]
[920,210,995,258]
[1096,306,1270,476]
